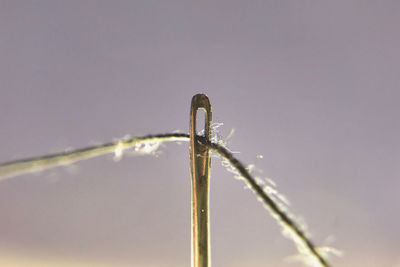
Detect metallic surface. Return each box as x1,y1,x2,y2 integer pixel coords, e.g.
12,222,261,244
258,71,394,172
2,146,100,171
189,94,212,267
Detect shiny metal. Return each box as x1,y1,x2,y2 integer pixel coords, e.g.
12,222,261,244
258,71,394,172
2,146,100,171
189,94,212,267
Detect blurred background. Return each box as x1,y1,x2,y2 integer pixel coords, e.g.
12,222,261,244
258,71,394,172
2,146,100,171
0,1,399,266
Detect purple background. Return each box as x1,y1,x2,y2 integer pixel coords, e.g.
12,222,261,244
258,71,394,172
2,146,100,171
0,1,399,266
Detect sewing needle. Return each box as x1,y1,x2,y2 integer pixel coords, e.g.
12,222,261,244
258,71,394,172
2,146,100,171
189,94,212,267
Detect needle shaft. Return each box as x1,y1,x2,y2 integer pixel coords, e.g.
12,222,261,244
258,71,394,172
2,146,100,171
189,94,212,267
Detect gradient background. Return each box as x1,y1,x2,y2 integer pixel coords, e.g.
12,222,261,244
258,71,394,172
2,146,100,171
0,1,399,266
